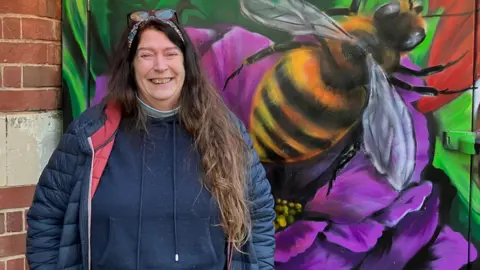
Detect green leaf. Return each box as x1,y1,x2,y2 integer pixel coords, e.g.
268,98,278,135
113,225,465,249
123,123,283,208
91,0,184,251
432,92,475,212
64,0,87,59
450,194,480,246
62,0,88,118
88,0,113,78
62,44,87,117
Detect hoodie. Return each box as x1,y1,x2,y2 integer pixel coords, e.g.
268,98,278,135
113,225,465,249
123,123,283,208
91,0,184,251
90,103,226,269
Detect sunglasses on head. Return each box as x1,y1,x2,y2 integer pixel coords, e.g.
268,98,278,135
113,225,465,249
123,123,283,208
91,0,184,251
127,9,179,28
126,8,185,49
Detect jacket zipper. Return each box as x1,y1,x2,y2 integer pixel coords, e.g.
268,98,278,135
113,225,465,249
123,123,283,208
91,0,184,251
87,137,94,270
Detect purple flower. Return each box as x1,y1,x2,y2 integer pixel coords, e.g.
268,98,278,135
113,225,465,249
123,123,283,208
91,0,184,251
92,25,477,269
189,25,476,269
92,75,109,106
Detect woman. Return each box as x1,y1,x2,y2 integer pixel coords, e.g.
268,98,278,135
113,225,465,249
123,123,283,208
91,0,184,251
26,8,275,270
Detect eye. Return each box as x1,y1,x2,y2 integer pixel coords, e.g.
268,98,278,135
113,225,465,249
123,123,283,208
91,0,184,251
374,2,401,21
412,1,423,14
166,52,179,58
140,53,153,58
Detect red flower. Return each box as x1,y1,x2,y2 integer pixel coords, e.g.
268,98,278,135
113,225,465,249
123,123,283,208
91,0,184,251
415,1,480,113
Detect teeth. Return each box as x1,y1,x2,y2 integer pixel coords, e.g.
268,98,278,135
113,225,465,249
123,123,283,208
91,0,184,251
151,78,172,84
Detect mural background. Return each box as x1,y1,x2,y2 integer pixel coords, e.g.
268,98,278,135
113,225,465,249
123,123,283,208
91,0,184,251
62,0,480,268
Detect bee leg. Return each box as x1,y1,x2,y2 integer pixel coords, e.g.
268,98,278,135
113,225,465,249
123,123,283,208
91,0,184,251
325,0,361,16
328,132,362,196
244,41,317,65
395,51,468,77
390,77,476,96
223,41,317,90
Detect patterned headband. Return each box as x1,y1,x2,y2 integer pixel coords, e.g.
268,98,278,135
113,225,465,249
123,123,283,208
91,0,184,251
127,16,185,50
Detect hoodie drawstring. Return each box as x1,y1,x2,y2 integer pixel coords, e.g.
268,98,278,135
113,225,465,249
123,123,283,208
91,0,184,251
132,120,188,266
136,135,147,269
173,121,179,262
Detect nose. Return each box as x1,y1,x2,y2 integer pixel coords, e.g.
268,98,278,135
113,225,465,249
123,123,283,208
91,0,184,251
153,55,168,71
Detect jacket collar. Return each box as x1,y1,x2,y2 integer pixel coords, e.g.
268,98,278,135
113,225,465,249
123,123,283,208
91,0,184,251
73,100,123,154
90,100,122,150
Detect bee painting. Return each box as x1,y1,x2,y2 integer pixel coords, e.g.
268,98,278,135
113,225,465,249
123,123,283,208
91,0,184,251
223,0,472,193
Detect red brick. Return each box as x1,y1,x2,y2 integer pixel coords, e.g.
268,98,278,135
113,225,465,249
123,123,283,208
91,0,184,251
54,21,61,41
0,261,5,270
38,0,47,17
0,43,48,64
6,212,23,233
6,257,24,270
46,44,61,65
23,212,27,231
0,186,35,211
0,213,5,234
0,234,26,258
3,67,21,88
2,18,20,40
0,0,40,15
23,66,60,87
22,18,55,41
55,0,61,19
0,89,60,112
0,0,59,18
45,0,57,19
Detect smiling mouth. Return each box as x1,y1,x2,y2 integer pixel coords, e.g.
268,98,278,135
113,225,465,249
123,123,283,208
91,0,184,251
149,78,173,84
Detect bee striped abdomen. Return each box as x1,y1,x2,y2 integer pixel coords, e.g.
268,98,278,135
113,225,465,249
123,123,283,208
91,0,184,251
249,49,366,163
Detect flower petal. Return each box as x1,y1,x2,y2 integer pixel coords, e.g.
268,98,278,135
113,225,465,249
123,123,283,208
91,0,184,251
324,219,384,252
417,2,480,113
427,226,477,269
276,237,365,270
184,26,217,45
374,181,433,227
356,185,440,269
184,26,220,56
304,151,398,224
185,24,239,57
92,75,109,106
274,221,327,263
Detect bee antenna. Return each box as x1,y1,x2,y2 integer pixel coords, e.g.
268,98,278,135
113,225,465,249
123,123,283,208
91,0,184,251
423,8,480,18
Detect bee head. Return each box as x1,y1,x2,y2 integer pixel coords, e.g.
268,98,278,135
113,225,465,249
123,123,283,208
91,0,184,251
373,0,426,52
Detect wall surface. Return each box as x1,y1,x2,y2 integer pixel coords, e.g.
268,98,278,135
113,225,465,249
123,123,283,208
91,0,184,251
0,0,62,268
62,0,479,269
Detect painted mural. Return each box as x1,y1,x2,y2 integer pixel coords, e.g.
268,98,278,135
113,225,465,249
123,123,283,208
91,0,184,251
62,0,480,268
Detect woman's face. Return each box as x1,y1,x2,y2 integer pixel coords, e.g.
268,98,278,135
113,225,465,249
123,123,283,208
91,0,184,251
133,28,185,111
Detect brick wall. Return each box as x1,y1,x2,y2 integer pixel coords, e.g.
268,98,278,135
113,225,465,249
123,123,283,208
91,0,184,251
0,0,63,268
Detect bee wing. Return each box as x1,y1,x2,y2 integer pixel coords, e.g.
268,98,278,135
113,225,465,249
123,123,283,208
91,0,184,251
361,55,416,191
239,0,355,42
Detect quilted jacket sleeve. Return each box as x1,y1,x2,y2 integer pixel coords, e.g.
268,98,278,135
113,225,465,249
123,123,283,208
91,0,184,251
26,125,81,269
239,120,276,269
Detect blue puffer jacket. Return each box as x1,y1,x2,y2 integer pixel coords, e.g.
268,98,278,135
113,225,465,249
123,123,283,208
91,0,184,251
25,100,276,270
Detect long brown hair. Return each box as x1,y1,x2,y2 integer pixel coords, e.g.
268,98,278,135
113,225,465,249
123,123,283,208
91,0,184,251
104,18,251,250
